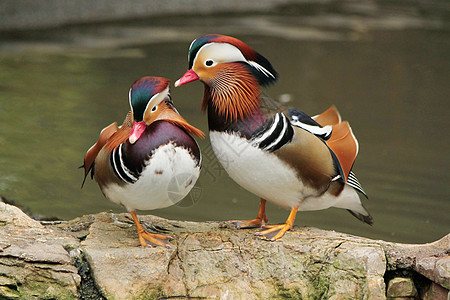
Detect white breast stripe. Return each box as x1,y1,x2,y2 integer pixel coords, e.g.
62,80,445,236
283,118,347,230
263,114,288,151
111,148,128,183
111,145,138,184
117,144,138,182
251,113,293,152
252,113,280,146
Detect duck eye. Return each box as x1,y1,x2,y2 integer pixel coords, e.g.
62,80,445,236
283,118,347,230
151,106,157,112
205,59,214,67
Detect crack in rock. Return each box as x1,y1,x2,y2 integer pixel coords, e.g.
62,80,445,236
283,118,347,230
65,246,106,300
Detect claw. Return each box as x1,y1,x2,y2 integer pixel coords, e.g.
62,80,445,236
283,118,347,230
231,199,268,229
139,230,171,248
130,211,172,248
231,218,265,229
256,206,298,241
256,224,292,241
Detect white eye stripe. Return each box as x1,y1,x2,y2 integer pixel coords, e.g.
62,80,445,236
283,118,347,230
193,42,275,79
143,86,170,115
248,61,276,78
194,43,247,66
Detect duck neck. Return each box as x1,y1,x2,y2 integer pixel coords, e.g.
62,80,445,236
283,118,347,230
202,64,267,137
206,90,266,138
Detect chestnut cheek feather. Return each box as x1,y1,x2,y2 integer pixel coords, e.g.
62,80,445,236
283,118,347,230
205,64,260,122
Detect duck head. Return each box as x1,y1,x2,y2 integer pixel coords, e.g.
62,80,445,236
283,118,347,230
175,34,278,87
129,76,204,143
128,76,171,144
175,34,279,122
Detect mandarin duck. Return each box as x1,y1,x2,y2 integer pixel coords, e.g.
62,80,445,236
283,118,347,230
82,76,204,247
175,34,373,241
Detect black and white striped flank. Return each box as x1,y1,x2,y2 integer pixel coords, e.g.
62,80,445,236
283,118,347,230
347,171,367,198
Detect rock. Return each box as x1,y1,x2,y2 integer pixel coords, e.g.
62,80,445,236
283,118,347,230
416,256,450,290
81,213,184,299
0,202,80,300
386,277,418,298
422,282,450,300
79,214,389,299
0,202,449,299
379,234,450,291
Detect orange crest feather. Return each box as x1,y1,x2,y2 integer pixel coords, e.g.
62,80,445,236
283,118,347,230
156,102,205,138
104,111,134,151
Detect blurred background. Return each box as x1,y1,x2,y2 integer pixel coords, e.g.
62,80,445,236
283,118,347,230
0,0,448,244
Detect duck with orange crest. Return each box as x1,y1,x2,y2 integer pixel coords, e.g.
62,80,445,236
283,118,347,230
175,34,373,241
82,76,204,247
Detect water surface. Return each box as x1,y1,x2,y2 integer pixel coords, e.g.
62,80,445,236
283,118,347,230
0,9,448,244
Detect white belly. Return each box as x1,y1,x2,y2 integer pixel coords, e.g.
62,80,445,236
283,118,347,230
210,131,367,215
209,131,316,209
103,143,200,212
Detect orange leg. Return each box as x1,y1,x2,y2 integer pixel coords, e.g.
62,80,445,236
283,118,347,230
256,206,298,241
130,211,171,247
232,199,268,229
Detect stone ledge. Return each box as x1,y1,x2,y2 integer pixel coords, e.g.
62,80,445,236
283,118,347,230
0,202,448,299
